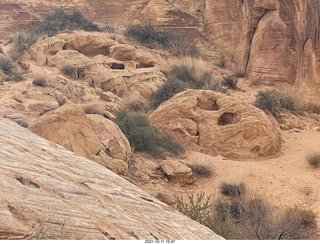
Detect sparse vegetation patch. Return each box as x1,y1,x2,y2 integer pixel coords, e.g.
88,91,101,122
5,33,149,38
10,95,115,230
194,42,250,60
150,59,225,108
0,54,25,81
222,76,238,89
255,89,320,120
219,182,246,197
186,163,213,177
175,183,317,240
114,110,185,158
32,77,47,87
0,54,13,74
125,24,199,57
254,90,281,118
306,152,320,167
60,64,76,79
10,8,105,57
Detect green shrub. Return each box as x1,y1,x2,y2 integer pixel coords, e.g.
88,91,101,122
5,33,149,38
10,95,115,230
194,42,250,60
305,152,320,167
114,110,185,158
222,76,238,89
175,192,212,224
32,77,47,87
186,163,213,177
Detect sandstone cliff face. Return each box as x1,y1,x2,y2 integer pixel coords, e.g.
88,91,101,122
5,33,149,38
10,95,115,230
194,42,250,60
0,118,223,240
2,0,319,102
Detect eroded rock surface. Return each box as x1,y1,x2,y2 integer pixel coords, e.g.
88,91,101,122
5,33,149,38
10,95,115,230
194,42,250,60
149,89,282,159
26,31,166,104
29,104,129,175
2,1,320,103
0,118,223,240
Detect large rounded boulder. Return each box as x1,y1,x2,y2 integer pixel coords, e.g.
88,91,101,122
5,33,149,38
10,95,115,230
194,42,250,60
149,89,281,159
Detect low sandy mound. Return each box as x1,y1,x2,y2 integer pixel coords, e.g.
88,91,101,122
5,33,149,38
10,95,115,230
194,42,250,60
149,89,282,159
0,118,223,240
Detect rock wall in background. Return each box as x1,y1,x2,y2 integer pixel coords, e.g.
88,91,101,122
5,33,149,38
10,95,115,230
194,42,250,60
0,0,319,102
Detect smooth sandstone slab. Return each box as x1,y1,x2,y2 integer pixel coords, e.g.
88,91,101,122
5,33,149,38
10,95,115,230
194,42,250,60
0,118,223,240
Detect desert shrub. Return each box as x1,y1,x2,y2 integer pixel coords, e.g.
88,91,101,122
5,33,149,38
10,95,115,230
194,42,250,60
296,102,320,114
37,9,100,37
205,77,226,93
305,152,320,167
11,29,38,55
126,100,147,112
278,93,295,112
169,65,204,88
101,24,116,33
125,24,174,49
167,35,200,57
32,77,47,87
220,182,246,197
275,206,316,240
175,192,212,224
0,54,13,74
254,90,280,118
10,72,25,82
60,64,76,78
254,90,320,118
10,9,100,57
186,163,213,177
222,76,238,89
150,61,225,108
175,185,317,240
83,106,104,115
157,133,186,156
114,110,185,158
150,78,187,108
125,24,199,57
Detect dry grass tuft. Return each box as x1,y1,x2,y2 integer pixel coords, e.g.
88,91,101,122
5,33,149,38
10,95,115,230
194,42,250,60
305,152,320,167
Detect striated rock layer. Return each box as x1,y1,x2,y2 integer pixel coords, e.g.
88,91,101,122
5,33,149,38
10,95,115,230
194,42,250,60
2,0,319,102
0,118,223,240
149,89,282,160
